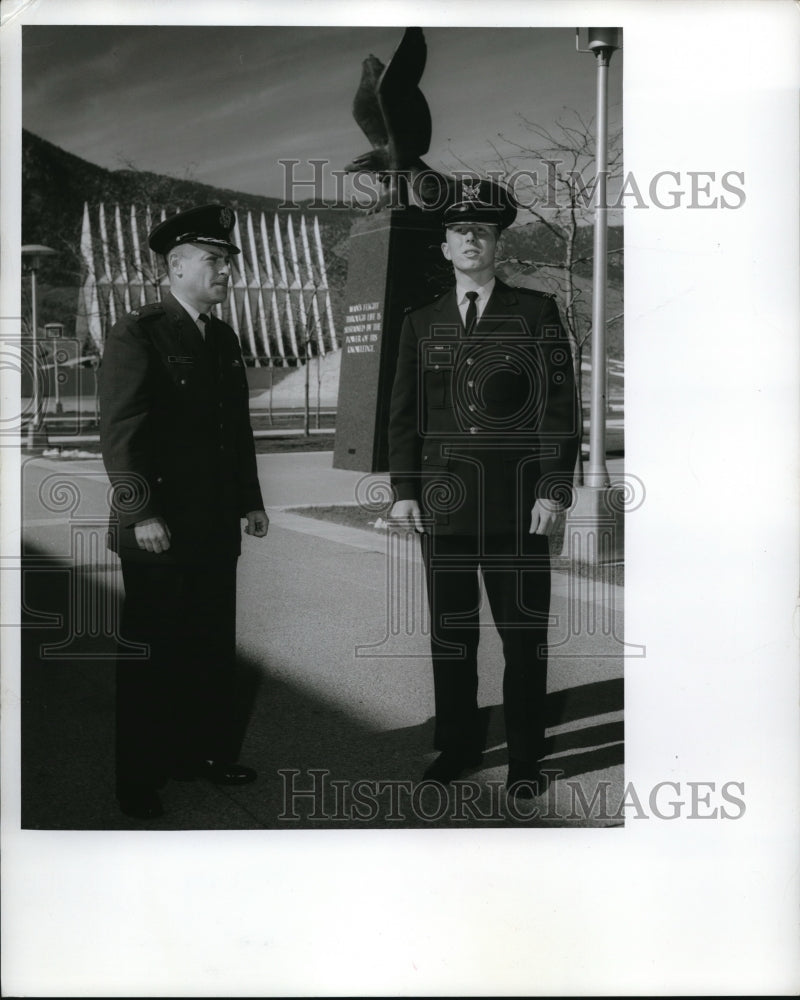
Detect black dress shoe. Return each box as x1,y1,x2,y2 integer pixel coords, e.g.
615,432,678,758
422,751,483,784
117,787,164,819
506,758,552,800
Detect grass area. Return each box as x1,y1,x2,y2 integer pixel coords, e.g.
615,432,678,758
288,503,391,529
26,433,336,458
250,413,336,431
254,434,335,453
285,503,624,586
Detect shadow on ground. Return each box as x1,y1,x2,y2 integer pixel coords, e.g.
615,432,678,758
20,549,623,831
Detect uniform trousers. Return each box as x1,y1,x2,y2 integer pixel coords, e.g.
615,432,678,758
115,557,238,793
421,531,551,763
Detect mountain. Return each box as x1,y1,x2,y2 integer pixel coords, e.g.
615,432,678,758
22,128,356,254
21,129,356,336
21,129,623,358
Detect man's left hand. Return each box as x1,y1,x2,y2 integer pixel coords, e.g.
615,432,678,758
245,510,270,537
529,499,565,537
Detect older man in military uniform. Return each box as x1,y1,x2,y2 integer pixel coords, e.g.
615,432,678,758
100,204,268,819
388,180,580,797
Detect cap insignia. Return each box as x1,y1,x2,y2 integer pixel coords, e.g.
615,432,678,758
462,180,481,202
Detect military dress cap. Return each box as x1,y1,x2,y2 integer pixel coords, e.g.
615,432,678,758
443,178,518,230
148,204,241,255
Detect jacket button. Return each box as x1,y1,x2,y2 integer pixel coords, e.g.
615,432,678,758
434,364,440,370
180,378,186,385
468,404,476,412
467,380,474,388
466,358,474,366
155,476,163,484
469,426,479,435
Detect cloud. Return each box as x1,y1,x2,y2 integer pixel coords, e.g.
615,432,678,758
22,25,621,198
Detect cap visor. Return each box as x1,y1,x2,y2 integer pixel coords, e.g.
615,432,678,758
192,236,241,254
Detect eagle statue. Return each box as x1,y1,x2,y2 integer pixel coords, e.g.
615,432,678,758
345,27,455,211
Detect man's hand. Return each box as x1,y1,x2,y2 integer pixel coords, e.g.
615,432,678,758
529,498,565,537
245,510,269,538
134,516,171,553
389,499,424,533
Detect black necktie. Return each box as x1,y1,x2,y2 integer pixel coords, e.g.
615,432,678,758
197,312,210,338
464,291,478,334
197,312,219,368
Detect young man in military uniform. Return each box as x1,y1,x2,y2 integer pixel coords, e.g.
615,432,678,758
388,180,580,797
100,204,269,819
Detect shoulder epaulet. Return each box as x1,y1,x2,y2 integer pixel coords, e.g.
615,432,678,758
128,303,165,322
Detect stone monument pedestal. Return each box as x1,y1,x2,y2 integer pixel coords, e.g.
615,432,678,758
333,208,449,473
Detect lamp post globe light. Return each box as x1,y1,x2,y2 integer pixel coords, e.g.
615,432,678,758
21,244,57,445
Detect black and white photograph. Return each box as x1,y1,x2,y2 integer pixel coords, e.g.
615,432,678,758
17,20,626,833
2,0,798,995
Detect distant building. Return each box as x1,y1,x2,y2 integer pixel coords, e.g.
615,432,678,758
75,202,338,365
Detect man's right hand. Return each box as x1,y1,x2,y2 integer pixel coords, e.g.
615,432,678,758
134,516,171,553
389,499,424,533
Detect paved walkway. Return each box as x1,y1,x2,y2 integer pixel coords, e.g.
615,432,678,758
19,451,626,830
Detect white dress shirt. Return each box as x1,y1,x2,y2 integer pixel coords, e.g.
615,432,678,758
171,292,209,338
455,277,495,328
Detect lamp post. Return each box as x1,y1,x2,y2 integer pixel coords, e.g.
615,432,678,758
575,28,621,487
561,28,624,570
22,244,57,445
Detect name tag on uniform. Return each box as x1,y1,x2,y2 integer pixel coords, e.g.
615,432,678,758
168,356,195,364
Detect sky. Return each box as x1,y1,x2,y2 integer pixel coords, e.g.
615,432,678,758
22,25,622,201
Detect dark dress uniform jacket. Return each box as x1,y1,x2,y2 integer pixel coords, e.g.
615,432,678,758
389,279,581,535
99,292,264,562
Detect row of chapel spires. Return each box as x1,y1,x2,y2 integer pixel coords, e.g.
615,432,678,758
75,201,339,365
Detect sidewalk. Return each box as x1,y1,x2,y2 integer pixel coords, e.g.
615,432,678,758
20,451,625,830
